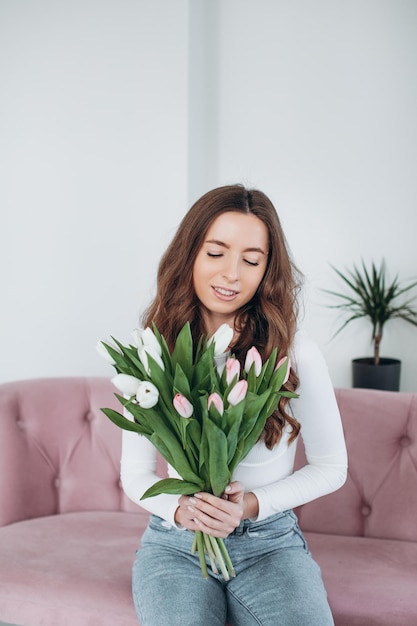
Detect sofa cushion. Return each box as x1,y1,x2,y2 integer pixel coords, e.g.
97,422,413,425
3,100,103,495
305,531,417,626
3,514,415,626
0,511,147,626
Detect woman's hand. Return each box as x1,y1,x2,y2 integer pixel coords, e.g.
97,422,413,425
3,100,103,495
174,482,258,538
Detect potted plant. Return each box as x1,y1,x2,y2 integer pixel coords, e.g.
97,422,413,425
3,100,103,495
324,260,417,391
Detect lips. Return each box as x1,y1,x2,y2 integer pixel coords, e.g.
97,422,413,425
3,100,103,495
212,286,239,299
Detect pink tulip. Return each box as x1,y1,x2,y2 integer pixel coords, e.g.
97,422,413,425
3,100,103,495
208,392,224,416
173,393,193,418
227,379,248,406
225,357,240,385
244,346,262,377
276,356,291,384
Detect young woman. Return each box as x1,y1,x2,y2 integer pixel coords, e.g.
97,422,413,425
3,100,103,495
121,184,347,625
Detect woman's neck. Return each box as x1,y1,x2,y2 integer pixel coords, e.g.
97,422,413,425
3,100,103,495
200,309,235,338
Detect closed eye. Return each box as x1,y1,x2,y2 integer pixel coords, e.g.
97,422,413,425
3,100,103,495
207,252,259,266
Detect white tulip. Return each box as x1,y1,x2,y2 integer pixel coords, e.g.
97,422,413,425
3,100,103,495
138,345,165,374
141,327,162,356
111,374,141,397
209,324,234,356
213,352,229,376
136,381,159,409
132,327,162,354
131,328,143,348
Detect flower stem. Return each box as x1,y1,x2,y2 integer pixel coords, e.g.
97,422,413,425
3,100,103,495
191,532,197,555
218,537,236,577
203,532,219,575
195,531,208,579
192,532,235,580
208,535,230,581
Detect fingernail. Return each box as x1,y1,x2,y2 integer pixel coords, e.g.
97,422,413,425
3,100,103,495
225,485,232,492
189,497,196,505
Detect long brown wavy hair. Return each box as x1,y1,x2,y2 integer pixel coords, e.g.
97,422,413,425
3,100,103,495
143,184,303,448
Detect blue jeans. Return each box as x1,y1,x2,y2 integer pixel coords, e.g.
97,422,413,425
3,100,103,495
132,510,334,626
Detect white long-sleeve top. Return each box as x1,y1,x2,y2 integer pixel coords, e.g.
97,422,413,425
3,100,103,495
120,331,348,525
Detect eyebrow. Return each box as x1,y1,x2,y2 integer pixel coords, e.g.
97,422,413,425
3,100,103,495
205,239,266,255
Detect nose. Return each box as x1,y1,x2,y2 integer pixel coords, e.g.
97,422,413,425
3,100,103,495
222,256,239,283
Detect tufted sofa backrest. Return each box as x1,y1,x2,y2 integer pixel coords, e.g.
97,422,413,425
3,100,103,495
0,377,148,526
2,379,416,542
296,387,417,542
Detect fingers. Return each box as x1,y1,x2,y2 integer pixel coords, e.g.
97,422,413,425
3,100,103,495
186,492,243,538
223,481,245,503
225,481,244,495
174,497,203,532
177,486,245,537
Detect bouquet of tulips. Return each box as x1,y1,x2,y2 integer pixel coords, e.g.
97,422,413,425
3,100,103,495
97,322,296,580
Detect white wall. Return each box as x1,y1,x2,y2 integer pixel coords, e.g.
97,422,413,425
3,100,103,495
2,0,417,391
1,0,189,382
207,0,417,391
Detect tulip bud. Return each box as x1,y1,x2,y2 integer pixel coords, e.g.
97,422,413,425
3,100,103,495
276,356,291,385
136,381,159,409
225,357,240,385
96,340,119,365
173,393,194,418
141,327,162,356
208,392,224,416
244,346,262,377
138,345,165,374
131,329,143,348
111,373,141,397
213,352,228,376
209,324,234,356
227,379,248,406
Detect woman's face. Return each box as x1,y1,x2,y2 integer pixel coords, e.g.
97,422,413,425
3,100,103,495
193,211,269,334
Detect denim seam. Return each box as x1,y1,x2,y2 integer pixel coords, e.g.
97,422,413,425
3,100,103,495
227,585,263,626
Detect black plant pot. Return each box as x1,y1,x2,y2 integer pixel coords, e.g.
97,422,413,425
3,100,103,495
352,357,401,392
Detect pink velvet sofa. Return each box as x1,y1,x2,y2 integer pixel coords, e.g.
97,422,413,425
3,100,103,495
0,378,416,626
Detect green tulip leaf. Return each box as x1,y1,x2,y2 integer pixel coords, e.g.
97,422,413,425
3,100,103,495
141,478,203,499
171,322,194,380
100,408,148,435
203,417,230,497
173,362,192,399
151,323,174,376
257,348,278,393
